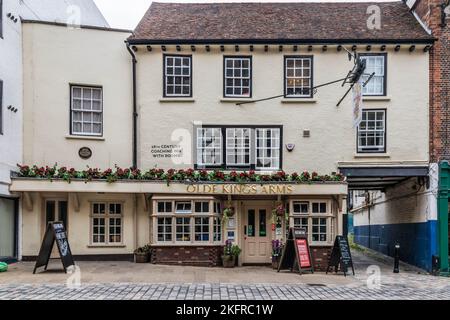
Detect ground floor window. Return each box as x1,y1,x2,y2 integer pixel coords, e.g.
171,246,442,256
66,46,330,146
0,198,17,258
91,202,123,245
153,199,222,245
290,199,335,245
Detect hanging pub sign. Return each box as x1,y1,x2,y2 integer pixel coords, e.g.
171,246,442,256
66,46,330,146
277,228,314,275
326,236,355,276
33,222,75,274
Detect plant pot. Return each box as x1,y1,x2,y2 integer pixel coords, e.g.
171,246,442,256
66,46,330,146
134,253,149,263
222,255,236,268
272,260,279,269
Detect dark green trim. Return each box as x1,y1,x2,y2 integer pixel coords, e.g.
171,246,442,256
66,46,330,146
438,161,450,275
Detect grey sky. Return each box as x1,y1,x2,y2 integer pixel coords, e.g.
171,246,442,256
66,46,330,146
93,0,396,30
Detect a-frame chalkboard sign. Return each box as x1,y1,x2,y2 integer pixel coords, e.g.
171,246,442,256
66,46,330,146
277,228,314,275
326,236,355,276
33,222,75,274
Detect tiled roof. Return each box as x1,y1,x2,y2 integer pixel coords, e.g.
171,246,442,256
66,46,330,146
129,2,434,44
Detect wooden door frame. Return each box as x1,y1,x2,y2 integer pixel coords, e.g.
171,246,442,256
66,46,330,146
242,202,273,264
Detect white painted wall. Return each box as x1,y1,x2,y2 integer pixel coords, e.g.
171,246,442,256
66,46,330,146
352,163,438,228
0,0,109,197
0,0,23,197
135,46,430,174
22,23,133,168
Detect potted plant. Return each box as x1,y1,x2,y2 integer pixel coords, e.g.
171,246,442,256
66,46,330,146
271,240,283,269
231,244,242,266
222,240,235,268
134,244,151,263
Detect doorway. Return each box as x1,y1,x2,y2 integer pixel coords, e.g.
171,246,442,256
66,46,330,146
44,200,68,257
0,198,18,262
242,205,272,264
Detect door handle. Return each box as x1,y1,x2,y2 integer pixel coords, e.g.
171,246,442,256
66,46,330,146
244,226,247,235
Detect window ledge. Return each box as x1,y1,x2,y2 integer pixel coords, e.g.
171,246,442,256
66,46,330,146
354,153,391,159
159,98,195,103
281,98,317,104
363,96,391,102
65,135,105,141
220,98,254,103
87,245,126,248
151,243,224,247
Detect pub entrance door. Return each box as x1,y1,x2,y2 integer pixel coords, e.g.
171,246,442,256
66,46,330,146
242,205,272,264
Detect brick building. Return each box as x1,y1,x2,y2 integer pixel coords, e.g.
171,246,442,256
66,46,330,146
409,0,450,275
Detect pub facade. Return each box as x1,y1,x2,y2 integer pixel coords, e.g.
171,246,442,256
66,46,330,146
10,2,433,269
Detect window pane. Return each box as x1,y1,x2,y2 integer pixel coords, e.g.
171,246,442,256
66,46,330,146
224,57,251,97
165,56,192,97
71,86,103,135
197,128,222,166
358,110,386,152
285,57,313,97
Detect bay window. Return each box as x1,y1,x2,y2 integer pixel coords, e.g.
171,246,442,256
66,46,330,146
153,200,223,245
195,126,282,171
290,200,334,245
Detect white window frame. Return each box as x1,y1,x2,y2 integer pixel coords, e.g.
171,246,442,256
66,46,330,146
157,217,173,242
357,109,386,153
164,55,192,97
194,216,210,242
361,54,386,96
226,128,251,166
284,56,313,98
196,128,223,167
71,85,103,136
90,202,123,245
153,199,223,245
256,128,281,170
195,127,282,171
224,56,252,98
175,201,192,214
289,200,334,246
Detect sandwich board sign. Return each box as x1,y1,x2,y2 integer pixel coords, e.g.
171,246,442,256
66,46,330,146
278,228,314,275
326,236,355,276
33,222,75,274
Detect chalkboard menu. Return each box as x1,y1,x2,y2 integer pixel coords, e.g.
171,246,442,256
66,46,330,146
326,236,355,276
33,222,75,274
278,228,314,275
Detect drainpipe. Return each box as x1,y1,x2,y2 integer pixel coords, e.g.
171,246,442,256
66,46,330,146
126,42,138,169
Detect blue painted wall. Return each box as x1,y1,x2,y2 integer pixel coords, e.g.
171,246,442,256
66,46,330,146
354,221,438,271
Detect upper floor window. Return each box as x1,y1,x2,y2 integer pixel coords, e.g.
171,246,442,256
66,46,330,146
357,109,386,153
224,56,252,98
360,54,386,96
195,126,282,171
70,85,103,136
164,55,192,97
284,56,313,98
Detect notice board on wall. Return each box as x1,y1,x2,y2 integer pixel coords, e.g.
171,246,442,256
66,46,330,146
33,222,75,274
278,228,314,275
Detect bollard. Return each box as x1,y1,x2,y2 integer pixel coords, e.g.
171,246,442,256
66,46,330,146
393,243,400,273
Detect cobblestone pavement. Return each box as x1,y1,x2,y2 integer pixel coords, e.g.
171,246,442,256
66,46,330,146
1,250,449,300
0,281,449,300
